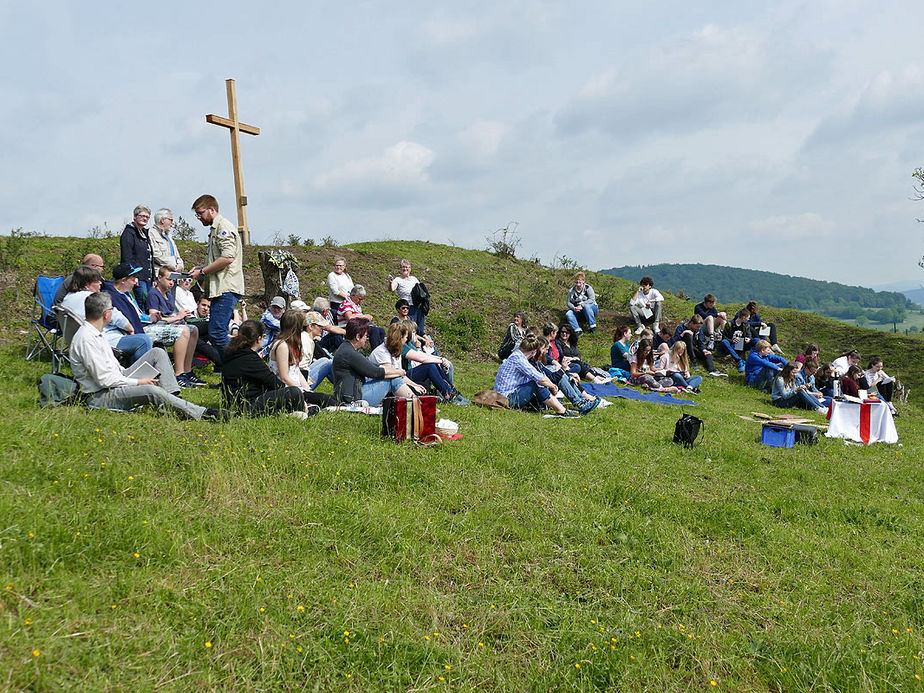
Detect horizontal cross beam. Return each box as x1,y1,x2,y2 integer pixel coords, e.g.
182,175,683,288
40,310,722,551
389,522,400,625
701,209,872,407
205,114,260,136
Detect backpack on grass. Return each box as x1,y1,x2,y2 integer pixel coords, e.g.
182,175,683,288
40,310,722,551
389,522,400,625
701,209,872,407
673,412,704,449
38,373,81,408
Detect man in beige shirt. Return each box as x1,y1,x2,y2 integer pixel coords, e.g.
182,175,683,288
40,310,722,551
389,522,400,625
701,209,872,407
188,194,244,353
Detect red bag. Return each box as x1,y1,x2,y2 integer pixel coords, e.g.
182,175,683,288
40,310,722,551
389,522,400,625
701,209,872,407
381,395,438,443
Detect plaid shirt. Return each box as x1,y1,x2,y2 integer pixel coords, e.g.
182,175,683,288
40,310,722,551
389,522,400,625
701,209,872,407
494,349,545,397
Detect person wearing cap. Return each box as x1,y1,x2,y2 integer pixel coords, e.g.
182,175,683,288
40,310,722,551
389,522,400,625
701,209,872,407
298,309,335,389
259,296,287,355
311,297,346,355
102,263,155,361
119,205,154,309
187,194,244,354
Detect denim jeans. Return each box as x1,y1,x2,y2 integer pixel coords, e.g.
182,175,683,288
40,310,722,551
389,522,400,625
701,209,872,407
565,303,598,331
773,389,824,410
748,368,777,392
116,333,153,361
133,281,152,311
671,373,703,389
408,362,454,398
306,358,333,390
409,305,426,335
719,339,758,365
506,381,551,409
361,377,404,406
208,292,241,354
556,374,585,405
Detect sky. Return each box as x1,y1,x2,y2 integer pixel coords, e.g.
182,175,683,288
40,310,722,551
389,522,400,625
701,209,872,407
2,0,924,288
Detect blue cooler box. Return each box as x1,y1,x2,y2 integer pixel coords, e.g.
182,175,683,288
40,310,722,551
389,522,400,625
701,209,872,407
761,424,795,448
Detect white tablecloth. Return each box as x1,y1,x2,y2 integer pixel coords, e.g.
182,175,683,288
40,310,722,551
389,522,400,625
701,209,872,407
825,400,898,445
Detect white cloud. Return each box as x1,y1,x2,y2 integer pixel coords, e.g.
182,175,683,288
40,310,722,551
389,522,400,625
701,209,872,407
749,212,836,241
312,141,436,190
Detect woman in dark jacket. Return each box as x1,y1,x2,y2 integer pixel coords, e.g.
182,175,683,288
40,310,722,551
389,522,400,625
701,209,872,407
221,320,335,416
555,324,593,380
119,205,155,308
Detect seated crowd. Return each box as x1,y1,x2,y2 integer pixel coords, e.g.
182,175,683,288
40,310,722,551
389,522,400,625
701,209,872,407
52,217,900,423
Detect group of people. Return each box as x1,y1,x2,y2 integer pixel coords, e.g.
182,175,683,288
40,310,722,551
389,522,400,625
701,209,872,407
490,272,900,418
59,196,464,423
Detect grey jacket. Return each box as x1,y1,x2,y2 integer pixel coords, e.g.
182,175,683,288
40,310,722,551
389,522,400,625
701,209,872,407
567,284,597,311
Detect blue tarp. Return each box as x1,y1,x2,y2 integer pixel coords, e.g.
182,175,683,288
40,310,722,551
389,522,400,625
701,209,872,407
582,382,697,406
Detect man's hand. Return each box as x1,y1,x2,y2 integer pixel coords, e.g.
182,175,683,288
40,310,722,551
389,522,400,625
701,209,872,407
137,378,158,386
188,267,203,281
575,305,583,312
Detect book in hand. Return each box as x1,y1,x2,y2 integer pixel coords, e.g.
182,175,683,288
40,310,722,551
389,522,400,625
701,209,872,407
124,360,160,381
758,325,771,337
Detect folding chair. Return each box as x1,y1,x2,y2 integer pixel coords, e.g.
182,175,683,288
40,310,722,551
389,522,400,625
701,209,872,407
53,304,132,370
25,275,65,372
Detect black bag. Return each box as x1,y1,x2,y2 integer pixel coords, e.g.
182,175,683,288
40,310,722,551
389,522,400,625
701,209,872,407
411,282,430,316
673,412,704,448
792,423,818,445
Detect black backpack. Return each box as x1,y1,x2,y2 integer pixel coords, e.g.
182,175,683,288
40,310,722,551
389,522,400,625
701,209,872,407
38,373,81,408
673,412,704,449
411,282,430,316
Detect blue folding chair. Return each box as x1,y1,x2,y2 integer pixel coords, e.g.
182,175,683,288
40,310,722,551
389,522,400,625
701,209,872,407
25,275,65,372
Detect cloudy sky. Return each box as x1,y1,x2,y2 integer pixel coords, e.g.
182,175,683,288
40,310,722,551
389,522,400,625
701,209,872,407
3,1,924,287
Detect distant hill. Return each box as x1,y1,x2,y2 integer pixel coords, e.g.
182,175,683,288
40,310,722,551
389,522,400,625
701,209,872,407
903,287,924,307
600,263,915,322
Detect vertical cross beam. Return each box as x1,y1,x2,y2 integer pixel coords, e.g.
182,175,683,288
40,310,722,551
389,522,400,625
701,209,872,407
206,79,260,246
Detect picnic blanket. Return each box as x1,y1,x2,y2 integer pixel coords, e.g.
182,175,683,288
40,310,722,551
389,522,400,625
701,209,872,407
582,382,697,406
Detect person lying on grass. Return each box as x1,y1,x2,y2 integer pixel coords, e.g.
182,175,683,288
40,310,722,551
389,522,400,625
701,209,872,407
221,319,334,417
771,361,828,413
531,336,600,414
745,339,787,392
494,333,578,416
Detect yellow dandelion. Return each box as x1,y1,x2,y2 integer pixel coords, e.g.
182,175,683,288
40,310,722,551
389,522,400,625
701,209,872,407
439,676,445,681
24,618,32,624
575,663,581,669
133,552,140,558
259,607,265,613
630,655,635,660
478,642,485,647
297,605,305,611
444,665,451,670
32,649,41,657
204,641,212,648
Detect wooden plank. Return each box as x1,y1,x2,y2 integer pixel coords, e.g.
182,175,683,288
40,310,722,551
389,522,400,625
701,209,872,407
752,412,773,420
205,113,260,136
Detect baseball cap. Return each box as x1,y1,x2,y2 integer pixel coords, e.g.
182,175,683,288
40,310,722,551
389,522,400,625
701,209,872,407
112,263,143,280
270,296,287,309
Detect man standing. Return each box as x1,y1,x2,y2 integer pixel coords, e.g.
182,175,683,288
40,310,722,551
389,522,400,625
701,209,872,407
119,205,154,308
188,195,244,355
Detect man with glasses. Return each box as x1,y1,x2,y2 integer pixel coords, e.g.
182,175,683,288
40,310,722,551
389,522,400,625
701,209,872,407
187,194,243,355
54,254,105,306
119,205,154,309
150,208,184,277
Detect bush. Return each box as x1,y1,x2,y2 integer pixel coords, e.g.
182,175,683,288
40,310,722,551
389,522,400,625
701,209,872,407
428,309,486,354
0,229,42,270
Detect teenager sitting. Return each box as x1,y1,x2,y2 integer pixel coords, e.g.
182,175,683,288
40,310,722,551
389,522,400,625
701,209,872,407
146,265,207,386
609,325,632,375
693,293,719,345
628,338,676,391
629,276,664,334
744,340,787,391
832,349,860,377
718,307,759,373
814,362,838,398
267,310,337,408
221,319,327,417
532,336,600,414
840,364,864,398
564,271,598,334
498,311,527,361
771,362,828,413
796,358,832,408
672,315,725,377
795,343,819,365
665,341,703,392
863,356,896,407
493,334,576,416
398,320,469,405
743,301,784,355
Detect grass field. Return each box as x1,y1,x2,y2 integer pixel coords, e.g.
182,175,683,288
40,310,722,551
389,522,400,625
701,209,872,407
2,237,923,690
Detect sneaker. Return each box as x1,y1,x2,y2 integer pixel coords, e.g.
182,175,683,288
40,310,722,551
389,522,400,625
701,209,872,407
305,404,322,417
588,326,597,334
597,398,613,408
635,325,645,335
450,394,471,406
816,406,828,415
574,328,583,336
176,374,193,389
202,407,234,421
709,370,727,378
185,372,207,387
737,362,746,372
771,344,784,356
560,409,581,417
579,397,600,415
288,410,310,420
652,323,660,333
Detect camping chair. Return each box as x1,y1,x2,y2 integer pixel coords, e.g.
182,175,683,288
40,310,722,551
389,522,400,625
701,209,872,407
26,275,65,372
52,304,132,370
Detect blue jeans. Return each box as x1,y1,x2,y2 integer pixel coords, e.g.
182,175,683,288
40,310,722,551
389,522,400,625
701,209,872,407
671,373,703,389
133,281,152,310
306,358,333,390
773,389,824,410
116,333,153,361
361,377,404,406
719,338,758,365
565,303,598,331
208,292,241,354
408,362,454,398
409,305,426,335
506,381,551,409
556,374,585,405
748,368,777,392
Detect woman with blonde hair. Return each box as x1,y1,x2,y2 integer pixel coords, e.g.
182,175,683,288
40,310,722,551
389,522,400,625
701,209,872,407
666,341,703,392
268,310,338,407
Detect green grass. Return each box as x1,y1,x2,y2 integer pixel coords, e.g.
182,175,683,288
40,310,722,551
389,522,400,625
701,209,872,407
3,237,924,689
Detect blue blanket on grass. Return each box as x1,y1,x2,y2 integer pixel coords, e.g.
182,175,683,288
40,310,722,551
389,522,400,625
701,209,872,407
582,382,697,406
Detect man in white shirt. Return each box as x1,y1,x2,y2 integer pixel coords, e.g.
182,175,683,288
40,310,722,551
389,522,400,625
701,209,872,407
70,291,229,420
629,276,664,334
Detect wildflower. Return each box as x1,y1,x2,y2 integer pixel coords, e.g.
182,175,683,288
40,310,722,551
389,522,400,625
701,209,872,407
32,649,41,657
478,642,484,647
297,605,304,611
575,663,580,669
259,607,265,613
204,641,212,648
710,681,717,687
133,552,140,558
24,618,32,624
444,665,451,670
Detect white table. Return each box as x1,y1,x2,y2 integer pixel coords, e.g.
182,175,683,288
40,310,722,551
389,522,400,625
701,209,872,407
825,400,898,445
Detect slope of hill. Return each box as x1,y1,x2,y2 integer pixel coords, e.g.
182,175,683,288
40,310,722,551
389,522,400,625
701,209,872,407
600,263,913,319
5,235,924,400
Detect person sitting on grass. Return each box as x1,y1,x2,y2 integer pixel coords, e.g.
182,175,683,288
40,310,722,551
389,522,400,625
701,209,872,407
336,286,386,350
565,271,599,334
556,324,604,382
259,296,287,355
863,356,897,414
293,309,334,390
221,319,331,417
147,265,208,386
494,333,577,416
832,349,860,377
332,317,410,405
744,339,787,392
796,358,831,408
840,364,864,398
610,324,633,376
267,310,338,409
693,293,719,346
795,343,819,365
498,311,527,361
311,297,346,355
813,362,838,398
531,336,600,414
743,301,784,356
398,320,469,405
771,362,828,413
70,291,229,421
718,307,759,373
652,324,674,351
666,341,703,392
628,338,676,391
629,276,664,334
672,315,726,377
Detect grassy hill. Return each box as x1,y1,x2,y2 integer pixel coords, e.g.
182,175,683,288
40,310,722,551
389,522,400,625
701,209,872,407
1,235,923,690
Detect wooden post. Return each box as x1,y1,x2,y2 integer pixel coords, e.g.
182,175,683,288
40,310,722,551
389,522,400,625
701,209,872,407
206,79,260,245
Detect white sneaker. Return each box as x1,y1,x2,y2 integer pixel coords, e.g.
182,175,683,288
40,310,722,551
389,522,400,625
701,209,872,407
709,371,728,378
771,344,784,356
288,411,310,420
816,406,828,415
652,323,660,333
635,325,645,334
597,398,613,408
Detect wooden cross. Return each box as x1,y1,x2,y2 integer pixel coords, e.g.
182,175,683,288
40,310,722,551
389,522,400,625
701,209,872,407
206,78,260,246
